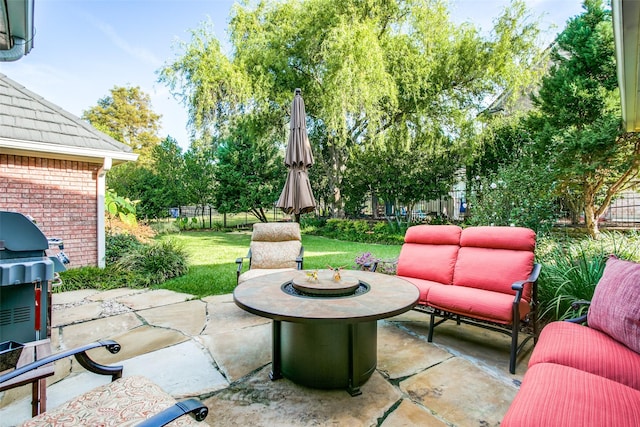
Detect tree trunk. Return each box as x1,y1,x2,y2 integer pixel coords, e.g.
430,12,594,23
583,204,600,239
583,188,600,239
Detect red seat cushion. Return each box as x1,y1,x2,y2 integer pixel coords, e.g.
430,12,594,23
426,285,530,324
397,277,446,304
529,321,640,391
502,363,640,427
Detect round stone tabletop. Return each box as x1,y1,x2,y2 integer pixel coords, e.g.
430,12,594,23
233,270,419,323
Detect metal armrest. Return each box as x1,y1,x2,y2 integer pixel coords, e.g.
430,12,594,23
137,398,208,426
236,250,251,284
0,340,123,385
565,300,591,324
511,263,542,301
296,246,305,270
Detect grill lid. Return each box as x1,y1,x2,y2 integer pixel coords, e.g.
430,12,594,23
0,211,49,256
0,211,54,285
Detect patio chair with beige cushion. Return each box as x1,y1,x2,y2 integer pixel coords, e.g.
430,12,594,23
236,222,304,285
0,340,209,426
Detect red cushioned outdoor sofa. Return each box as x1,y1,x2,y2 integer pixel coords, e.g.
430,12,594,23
396,224,540,374
502,255,640,426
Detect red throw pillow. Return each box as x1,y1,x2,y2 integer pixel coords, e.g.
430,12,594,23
588,255,640,354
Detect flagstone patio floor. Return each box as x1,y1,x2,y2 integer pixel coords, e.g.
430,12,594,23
0,287,532,426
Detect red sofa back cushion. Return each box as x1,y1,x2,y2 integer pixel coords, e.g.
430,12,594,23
588,255,640,354
454,226,536,298
397,225,462,284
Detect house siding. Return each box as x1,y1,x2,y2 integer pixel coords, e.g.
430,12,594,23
0,154,99,267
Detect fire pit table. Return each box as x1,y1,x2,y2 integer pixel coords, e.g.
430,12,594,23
233,269,418,395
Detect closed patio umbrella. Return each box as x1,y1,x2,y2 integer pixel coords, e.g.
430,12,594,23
276,88,316,221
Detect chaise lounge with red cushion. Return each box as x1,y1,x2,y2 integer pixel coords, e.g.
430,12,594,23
396,224,540,374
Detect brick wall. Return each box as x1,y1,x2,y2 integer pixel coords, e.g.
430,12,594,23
0,154,100,267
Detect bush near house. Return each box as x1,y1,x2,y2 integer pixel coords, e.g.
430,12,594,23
57,234,189,292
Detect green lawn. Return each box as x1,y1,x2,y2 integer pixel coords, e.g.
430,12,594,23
156,231,401,297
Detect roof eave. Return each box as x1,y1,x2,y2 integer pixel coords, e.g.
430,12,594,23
613,0,640,132
0,137,139,165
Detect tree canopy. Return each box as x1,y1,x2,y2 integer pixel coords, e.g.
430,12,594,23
532,0,639,237
159,0,546,216
83,85,162,162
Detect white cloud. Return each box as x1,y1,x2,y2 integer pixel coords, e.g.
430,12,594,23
94,20,163,67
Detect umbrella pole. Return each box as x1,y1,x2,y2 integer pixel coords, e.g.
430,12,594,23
294,213,300,223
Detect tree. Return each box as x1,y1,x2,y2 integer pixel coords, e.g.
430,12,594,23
159,0,545,216
467,115,559,234
106,136,187,219
532,0,640,238
152,136,186,211
183,141,216,220
343,125,460,223
83,86,162,163
213,115,284,222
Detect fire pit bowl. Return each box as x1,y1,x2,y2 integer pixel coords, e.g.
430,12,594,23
0,341,24,372
291,270,361,297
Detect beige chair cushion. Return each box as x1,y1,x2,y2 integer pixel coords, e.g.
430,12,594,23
251,222,301,242
238,267,297,285
21,375,206,426
250,240,302,269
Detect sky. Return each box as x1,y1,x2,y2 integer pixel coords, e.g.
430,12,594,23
0,0,586,150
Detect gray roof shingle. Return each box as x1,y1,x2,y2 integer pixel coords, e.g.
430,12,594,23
0,72,134,155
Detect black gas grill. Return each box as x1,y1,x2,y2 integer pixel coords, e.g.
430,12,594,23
0,211,63,343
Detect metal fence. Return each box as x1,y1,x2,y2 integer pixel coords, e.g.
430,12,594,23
168,188,640,229
359,189,640,228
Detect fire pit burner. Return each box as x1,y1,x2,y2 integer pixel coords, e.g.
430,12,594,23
282,280,370,298
285,269,371,297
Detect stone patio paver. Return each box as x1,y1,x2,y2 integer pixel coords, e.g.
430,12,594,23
197,322,271,382
380,399,448,427
84,324,190,365
122,341,228,398
51,301,103,326
400,357,518,426
57,312,142,349
203,295,270,334
138,299,207,336
50,289,100,305
202,367,401,427
115,289,195,310
377,321,452,379
85,287,145,301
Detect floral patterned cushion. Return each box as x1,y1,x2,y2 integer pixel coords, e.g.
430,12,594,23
21,375,206,426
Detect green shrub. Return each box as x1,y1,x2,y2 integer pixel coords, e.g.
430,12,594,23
299,216,326,232
114,239,189,287
150,220,181,234
56,266,135,292
311,219,405,244
106,233,142,264
537,231,640,321
177,216,200,230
